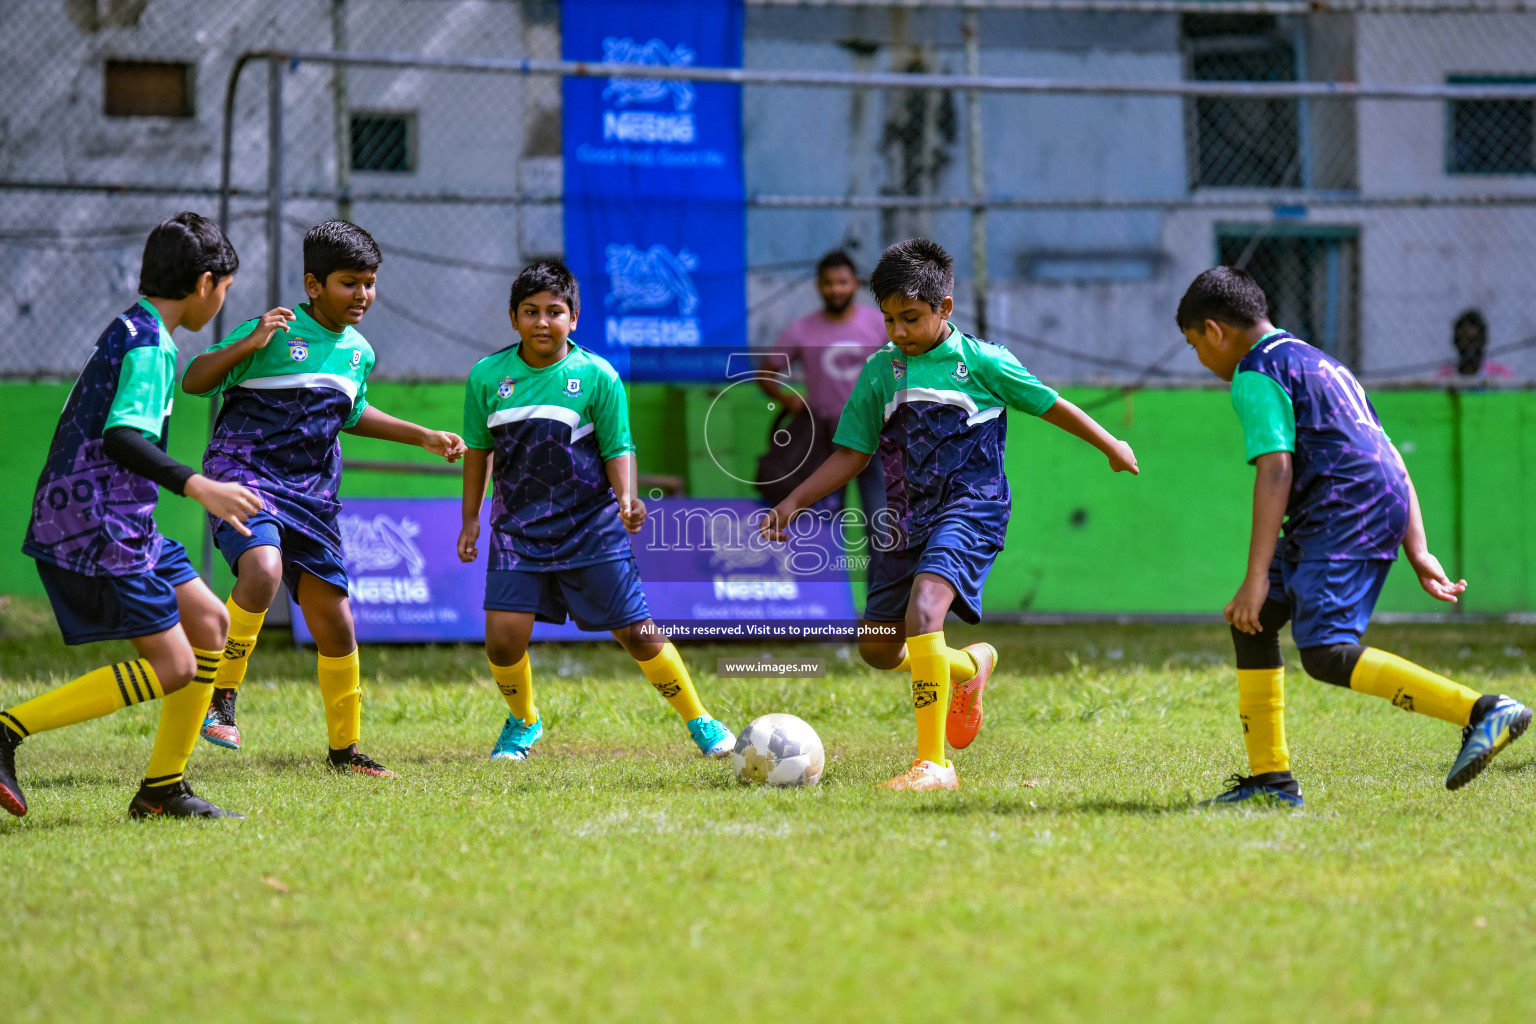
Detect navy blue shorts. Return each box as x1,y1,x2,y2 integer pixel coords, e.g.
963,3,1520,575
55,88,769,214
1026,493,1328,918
1267,556,1392,648
36,538,201,646
214,511,348,596
864,517,1002,625
485,557,651,631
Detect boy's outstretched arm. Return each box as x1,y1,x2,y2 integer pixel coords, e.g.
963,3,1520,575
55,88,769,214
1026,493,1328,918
457,448,491,563
344,406,467,462
181,306,294,395
759,446,871,542
1039,398,1139,474
1392,443,1466,603
1228,451,1290,635
604,454,646,534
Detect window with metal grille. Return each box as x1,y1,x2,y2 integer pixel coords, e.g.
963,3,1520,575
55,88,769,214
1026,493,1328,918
351,112,416,173
1447,76,1536,175
1216,226,1360,366
104,60,194,118
1185,15,1301,189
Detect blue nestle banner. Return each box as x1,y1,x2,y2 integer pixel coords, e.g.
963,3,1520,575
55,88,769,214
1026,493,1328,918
561,0,746,381
291,497,857,644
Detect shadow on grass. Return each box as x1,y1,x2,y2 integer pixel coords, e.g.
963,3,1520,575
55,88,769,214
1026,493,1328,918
26,770,122,790
904,795,1191,817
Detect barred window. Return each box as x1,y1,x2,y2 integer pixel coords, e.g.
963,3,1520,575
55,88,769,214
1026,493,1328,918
1447,76,1536,175
1216,226,1360,365
1185,15,1301,189
351,112,416,173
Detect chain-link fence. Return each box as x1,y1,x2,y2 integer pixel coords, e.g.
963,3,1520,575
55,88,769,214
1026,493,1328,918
4,0,1536,385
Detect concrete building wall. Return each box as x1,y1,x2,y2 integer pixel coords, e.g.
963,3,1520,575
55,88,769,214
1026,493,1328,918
3,1,1535,382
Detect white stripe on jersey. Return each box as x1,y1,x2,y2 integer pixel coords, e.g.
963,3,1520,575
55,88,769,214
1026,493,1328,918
883,387,1004,426
238,372,359,403
488,404,584,432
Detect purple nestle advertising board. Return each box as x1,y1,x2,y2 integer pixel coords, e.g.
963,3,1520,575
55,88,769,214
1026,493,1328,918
291,497,857,644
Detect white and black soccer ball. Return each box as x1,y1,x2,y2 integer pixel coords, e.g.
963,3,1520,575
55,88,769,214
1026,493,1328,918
732,713,824,787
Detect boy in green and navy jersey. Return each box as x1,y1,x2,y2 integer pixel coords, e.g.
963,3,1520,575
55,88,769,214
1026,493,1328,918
182,220,466,777
762,240,1140,792
1,212,265,820
1178,267,1530,806
457,261,734,761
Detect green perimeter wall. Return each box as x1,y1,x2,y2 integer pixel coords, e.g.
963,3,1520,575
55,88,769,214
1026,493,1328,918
2,381,1531,615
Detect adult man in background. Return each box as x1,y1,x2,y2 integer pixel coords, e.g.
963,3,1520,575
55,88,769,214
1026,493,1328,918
758,250,888,516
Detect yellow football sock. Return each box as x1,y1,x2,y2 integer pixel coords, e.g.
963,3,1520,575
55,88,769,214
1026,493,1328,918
637,642,707,722
908,631,952,766
894,645,977,681
143,648,220,787
0,659,163,738
317,650,362,750
1237,668,1289,775
1350,647,1480,725
214,597,266,691
489,654,536,725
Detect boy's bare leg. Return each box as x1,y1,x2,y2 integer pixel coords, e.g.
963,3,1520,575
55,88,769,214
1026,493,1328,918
203,546,284,750
133,578,244,817
297,574,391,776
884,573,985,791
486,612,540,758
614,618,733,757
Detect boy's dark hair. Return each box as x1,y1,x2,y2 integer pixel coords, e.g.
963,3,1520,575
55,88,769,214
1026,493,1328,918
509,260,580,316
1175,266,1269,331
138,212,239,299
816,249,858,277
303,220,382,284
869,238,953,311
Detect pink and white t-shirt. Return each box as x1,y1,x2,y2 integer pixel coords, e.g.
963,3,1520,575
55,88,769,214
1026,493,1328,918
769,304,888,421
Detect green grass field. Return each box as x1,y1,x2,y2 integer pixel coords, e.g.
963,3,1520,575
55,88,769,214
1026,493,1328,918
2,600,1533,1023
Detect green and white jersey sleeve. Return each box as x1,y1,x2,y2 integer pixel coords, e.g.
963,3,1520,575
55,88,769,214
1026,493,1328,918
1231,369,1296,463
831,348,891,454
463,365,497,450
105,300,178,442
586,362,635,460
967,336,1059,416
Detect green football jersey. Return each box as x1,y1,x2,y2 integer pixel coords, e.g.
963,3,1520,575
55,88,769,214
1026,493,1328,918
464,341,635,570
188,302,373,424
190,302,377,546
832,322,1059,549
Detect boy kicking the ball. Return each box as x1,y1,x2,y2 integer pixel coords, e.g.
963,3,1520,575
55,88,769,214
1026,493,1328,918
457,261,735,761
761,239,1139,791
1179,267,1530,806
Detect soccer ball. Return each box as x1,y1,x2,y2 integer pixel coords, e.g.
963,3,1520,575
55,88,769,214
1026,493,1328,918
732,713,825,787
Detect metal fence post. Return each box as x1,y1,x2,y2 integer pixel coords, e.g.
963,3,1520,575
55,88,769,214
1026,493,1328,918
267,54,285,311
331,0,353,223
963,10,988,338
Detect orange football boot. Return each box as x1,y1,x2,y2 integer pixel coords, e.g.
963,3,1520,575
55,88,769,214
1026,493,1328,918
881,758,959,791
946,642,997,749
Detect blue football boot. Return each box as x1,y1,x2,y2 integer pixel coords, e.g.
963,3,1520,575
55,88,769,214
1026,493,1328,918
687,716,735,759
1200,771,1304,809
1446,695,1532,791
491,714,543,761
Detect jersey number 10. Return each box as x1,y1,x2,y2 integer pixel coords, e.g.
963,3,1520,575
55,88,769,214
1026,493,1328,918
1321,361,1380,432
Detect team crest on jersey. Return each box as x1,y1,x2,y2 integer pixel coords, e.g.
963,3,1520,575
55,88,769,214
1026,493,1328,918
565,377,582,396
497,376,515,399
288,338,309,361
351,349,362,367
891,358,906,381
951,360,969,383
